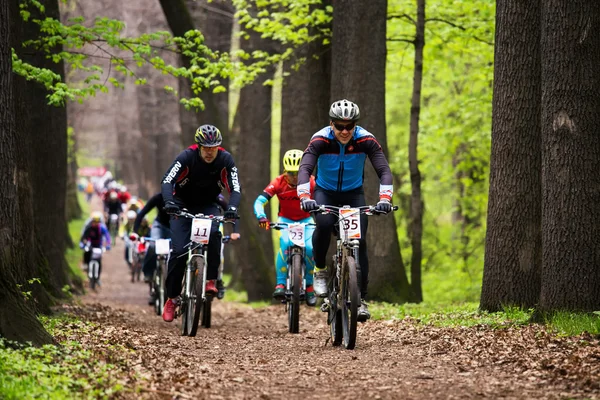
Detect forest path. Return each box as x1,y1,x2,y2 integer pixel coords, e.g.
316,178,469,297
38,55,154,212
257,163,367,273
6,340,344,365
73,202,599,399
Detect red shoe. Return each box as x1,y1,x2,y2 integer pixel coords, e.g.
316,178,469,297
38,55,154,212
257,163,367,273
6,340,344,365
162,298,178,322
205,280,218,295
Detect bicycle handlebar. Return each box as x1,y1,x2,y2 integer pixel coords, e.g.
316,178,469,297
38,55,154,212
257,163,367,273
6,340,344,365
170,210,236,224
312,204,399,216
269,222,317,230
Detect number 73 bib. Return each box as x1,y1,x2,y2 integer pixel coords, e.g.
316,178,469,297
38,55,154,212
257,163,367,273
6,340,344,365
191,218,212,244
339,208,361,239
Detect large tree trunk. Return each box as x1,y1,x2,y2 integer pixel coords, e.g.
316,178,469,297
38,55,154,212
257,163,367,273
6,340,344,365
539,0,600,312
134,4,181,197
187,0,233,140
330,0,411,303
0,0,54,345
280,1,331,157
408,0,425,303
231,28,276,302
19,0,71,301
159,0,226,147
480,0,542,312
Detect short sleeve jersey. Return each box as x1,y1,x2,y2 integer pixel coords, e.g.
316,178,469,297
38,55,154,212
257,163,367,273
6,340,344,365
263,174,316,221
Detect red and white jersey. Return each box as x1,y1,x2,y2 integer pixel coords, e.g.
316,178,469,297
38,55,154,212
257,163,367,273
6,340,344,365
263,174,316,221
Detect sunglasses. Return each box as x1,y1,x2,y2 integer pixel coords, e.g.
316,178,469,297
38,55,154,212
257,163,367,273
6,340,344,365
332,121,356,132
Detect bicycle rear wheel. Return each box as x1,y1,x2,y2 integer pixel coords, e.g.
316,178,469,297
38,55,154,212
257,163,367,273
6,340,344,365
288,254,302,334
328,262,342,346
341,255,359,350
187,267,204,337
155,259,167,316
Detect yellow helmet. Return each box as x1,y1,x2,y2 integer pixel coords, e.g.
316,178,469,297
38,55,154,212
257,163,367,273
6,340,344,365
91,211,102,222
282,149,303,172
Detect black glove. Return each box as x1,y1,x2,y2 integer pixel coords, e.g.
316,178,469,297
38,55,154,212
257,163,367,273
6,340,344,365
164,201,180,214
300,198,318,212
224,206,239,220
375,199,392,214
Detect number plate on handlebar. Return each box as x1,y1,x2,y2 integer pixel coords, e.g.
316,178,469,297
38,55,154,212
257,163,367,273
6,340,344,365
191,218,212,244
155,239,171,255
339,208,361,240
288,223,305,247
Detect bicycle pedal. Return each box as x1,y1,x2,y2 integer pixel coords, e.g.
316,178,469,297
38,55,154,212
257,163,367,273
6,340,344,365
320,302,330,313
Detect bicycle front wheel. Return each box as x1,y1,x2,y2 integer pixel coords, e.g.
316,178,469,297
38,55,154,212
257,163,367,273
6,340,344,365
341,255,359,350
288,254,302,334
187,267,204,337
201,296,212,328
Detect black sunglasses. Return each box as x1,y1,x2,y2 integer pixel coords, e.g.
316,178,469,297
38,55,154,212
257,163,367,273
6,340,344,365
332,121,356,132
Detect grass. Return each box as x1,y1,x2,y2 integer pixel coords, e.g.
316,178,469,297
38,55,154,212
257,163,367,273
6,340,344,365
0,315,125,400
547,311,600,336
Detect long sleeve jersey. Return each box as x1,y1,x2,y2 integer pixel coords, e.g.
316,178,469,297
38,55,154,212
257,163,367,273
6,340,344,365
133,193,170,233
161,145,241,209
297,126,393,201
254,174,316,221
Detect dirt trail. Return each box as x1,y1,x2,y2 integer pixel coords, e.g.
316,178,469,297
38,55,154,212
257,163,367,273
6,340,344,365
74,203,599,399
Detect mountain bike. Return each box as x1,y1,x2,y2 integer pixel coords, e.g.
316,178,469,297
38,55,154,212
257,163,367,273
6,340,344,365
84,244,104,290
107,213,119,243
137,237,171,316
130,237,147,283
314,204,397,350
174,210,234,337
270,222,316,334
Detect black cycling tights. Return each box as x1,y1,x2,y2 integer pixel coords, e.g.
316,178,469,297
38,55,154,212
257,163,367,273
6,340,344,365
312,187,369,298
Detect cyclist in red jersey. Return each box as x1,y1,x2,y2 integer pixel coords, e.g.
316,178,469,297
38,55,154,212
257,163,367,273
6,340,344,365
254,149,317,306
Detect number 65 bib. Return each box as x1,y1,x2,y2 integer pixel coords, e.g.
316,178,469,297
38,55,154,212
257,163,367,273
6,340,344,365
339,208,361,240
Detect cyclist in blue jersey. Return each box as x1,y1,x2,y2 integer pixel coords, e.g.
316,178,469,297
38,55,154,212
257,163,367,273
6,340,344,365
297,99,394,321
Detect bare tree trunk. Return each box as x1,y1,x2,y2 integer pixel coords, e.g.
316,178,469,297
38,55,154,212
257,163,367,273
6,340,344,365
480,0,542,312
231,28,276,302
330,0,411,303
280,0,331,156
0,0,54,345
407,0,425,303
539,0,600,312
159,0,226,147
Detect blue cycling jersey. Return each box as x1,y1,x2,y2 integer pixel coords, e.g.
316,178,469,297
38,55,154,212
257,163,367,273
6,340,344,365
297,126,393,199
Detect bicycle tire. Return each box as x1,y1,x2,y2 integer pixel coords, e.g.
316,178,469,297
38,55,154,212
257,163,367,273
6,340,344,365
89,261,98,290
341,255,359,350
328,263,343,346
202,297,212,328
155,259,166,316
187,267,204,337
288,254,302,333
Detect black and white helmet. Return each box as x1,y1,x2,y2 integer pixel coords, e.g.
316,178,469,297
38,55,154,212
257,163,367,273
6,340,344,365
329,99,360,121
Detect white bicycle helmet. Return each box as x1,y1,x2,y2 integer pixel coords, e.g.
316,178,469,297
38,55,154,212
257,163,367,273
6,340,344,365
329,99,360,121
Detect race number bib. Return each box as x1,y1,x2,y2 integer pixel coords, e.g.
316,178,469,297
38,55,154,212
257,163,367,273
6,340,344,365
339,208,361,240
91,247,103,260
288,223,305,247
191,218,212,244
155,239,171,255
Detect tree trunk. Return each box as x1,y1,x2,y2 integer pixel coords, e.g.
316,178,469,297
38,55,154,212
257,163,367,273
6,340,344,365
19,0,71,300
231,28,276,302
158,0,226,147
280,1,331,157
330,0,411,303
480,0,542,312
539,0,600,312
187,0,233,140
408,0,425,303
0,0,53,345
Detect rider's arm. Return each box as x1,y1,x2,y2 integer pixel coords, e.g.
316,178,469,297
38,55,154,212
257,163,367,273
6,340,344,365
253,195,270,218
79,225,92,244
297,139,321,200
161,151,190,205
221,153,242,208
364,136,394,201
133,193,159,233
101,224,111,247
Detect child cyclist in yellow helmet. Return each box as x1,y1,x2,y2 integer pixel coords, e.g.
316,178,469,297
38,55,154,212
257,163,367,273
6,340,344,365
254,149,317,306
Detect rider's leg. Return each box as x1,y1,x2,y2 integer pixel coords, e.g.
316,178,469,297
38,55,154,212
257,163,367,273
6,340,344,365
142,243,157,280
165,215,192,299
312,188,336,269
194,203,221,281
275,217,290,286
303,220,315,287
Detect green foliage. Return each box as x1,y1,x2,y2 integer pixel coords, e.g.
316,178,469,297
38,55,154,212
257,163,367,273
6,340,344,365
13,0,302,108
0,336,123,399
233,0,332,45
386,0,495,302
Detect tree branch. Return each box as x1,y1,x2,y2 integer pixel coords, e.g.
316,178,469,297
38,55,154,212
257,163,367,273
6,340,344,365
425,17,494,46
387,13,416,25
